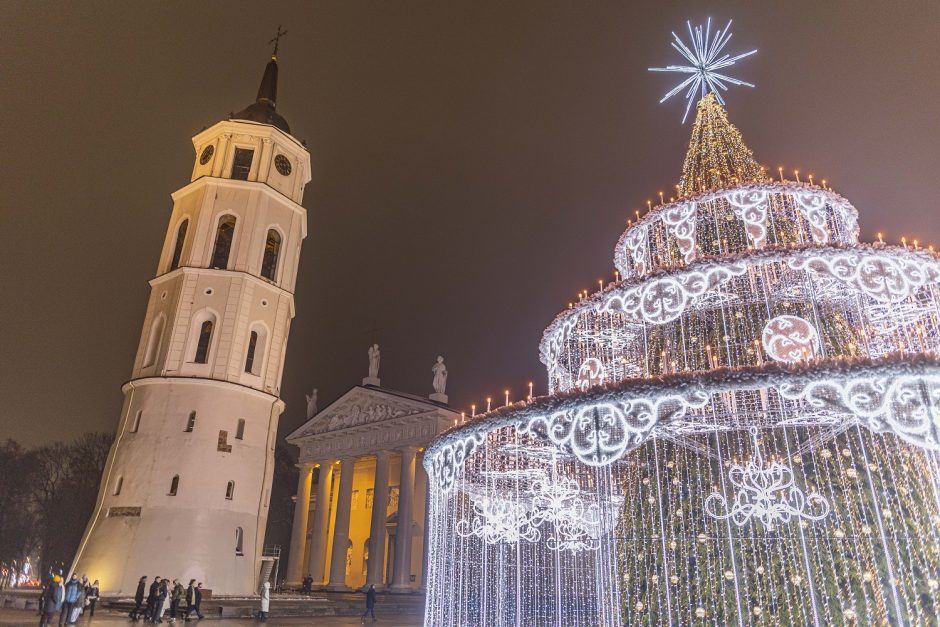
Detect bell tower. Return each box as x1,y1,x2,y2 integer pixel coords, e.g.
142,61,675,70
71,42,311,596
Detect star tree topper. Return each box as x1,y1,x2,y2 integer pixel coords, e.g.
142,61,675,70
649,18,757,122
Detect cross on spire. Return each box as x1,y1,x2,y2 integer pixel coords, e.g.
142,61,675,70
269,25,288,59
364,319,384,345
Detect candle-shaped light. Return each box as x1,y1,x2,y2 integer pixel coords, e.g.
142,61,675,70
528,381,534,400
794,169,800,183
504,390,509,406
486,397,492,412
471,404,476,417
778,166,784,182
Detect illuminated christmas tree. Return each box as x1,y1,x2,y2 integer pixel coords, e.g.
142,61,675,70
421,19,940,626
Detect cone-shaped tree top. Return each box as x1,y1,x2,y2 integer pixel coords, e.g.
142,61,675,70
677,92,763,196
232,55,291,134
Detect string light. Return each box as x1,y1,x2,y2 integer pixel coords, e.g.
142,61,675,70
422,22,940,627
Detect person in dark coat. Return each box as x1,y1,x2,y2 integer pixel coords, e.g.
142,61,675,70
152,578,168,623
360,584,377,622
169,579,184,623
130,576,147,620
193,583,204,619
144,576,161,622
85,580,99,617
39,575,64,627
183,580,197,620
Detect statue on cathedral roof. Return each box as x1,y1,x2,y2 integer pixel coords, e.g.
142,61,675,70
368,344,381,379
305,388,318,420
432,356,448,395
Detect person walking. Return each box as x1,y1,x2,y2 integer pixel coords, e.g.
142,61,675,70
153,578,169,623
144,576,161,622
130,576,147,620
85,580,99,617
39,575,64,627
169,579,183,623
301,574,312,594
183,580,197,620
75,578,87,620
360,584,377,623
193,583,205,620
59,575,80,626
256,581,270,621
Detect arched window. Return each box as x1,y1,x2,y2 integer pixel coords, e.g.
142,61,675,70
131,410,142,433
185,411,197,432
261,229,281,281
235,419,246,440
194,320,214,364
113,476,123,496
169,219,188,271
244,325,267,377
226,481,235,500
244,331,258,373
235,527,244,555
169,475,179,496
142,315,165,368
210,215,237,269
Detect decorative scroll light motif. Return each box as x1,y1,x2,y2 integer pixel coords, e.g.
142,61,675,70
529,477,603,552
577,358,607,391
704,428,830,529
623,226,649,277
456,496,541,545
793,190,831,244
661,202,697,262
761,315,819,363
648,18,757,123
456,475,603,552
523,392,710,467
789,250,940,303
728,188,769,247
430,433,484,492
778,372,940,450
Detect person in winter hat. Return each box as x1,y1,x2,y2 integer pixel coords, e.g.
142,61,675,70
40,575,64,626
59,575,80,626
85,580,100,617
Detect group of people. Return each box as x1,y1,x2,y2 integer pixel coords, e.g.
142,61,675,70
38,574,99,626
129,576,205,623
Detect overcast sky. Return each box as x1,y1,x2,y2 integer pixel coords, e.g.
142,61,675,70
3,1,939,446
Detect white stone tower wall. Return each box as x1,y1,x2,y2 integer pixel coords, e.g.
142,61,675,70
72,118,311,596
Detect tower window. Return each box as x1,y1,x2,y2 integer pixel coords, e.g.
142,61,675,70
244,331,258,373
261,229,281,281
231,148,254,180
143,315,165,368
169,475,179,496
169,219,188,271
211,215,237,269
185,411,197,432
236,418,246,440
235,527,244,555
194,320,214,364
113,476,123,496
131,410,142,433
226,480,235,500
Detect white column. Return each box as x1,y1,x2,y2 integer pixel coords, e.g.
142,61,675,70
306,462,334,586
326,457,356,590
390,446,417,592
366,451,391,588
417,452,430,591
284,463,313,586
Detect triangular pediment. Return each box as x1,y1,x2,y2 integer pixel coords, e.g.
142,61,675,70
286,386,442,441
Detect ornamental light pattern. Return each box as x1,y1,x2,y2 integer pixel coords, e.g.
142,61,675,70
422,22,940,627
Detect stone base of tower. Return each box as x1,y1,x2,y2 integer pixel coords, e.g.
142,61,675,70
72,377,284,597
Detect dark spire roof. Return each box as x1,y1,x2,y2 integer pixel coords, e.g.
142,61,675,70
232,54,291,134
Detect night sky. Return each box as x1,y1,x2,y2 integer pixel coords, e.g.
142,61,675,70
3,1,939,447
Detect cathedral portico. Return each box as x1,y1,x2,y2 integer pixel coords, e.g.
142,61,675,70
286,365,458,592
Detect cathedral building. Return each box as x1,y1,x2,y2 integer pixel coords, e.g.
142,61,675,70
71,47,310,596
284,355,459,592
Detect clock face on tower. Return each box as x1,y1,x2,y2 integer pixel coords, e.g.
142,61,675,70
199,145,214,165
274,154,292,176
